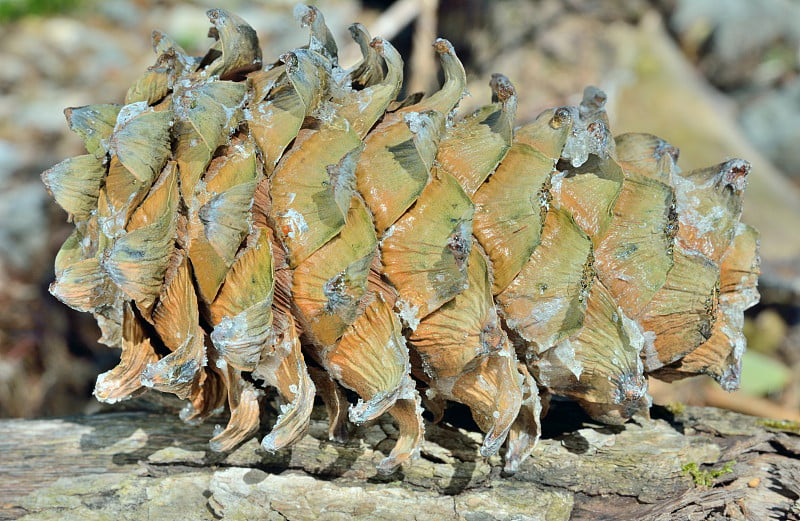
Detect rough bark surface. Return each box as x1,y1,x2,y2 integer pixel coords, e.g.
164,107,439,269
1,400,799,521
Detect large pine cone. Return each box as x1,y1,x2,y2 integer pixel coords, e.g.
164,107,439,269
43,6,759,473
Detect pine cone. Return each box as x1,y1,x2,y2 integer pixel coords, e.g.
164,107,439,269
42,6,759,473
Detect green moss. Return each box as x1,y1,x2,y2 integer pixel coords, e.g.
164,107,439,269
0,0,85,23
665,401,685,415
756,418,800,434
681,460,736,487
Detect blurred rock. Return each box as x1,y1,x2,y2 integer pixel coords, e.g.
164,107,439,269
0,181,47,272
667,0,800,186
740,79,800,181
669,0,800,90
0,140,23,179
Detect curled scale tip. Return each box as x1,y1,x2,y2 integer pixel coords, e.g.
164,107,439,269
722,158,750,192
294,4,317,26
489,73,515,103
370,36,386,53
655,138,680,163
151,30,165,49
580,85,608,115
348,22,368,41
479,431,507,457
718,361,742,392
206,8,225,22
433,38,454,54
280,52,298,68
550,107,572,129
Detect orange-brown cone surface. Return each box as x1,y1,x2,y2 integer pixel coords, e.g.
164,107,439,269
44,6,759,474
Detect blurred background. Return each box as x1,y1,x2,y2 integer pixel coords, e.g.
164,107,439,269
1,0,799,421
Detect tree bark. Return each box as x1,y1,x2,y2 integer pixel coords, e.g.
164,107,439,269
1,399,799,520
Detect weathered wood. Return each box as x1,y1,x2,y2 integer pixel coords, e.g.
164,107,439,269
1,399,798,520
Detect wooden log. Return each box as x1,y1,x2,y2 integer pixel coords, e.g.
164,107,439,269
1,398,799,520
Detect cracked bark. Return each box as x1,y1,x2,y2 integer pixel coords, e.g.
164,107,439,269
1,397,799,521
